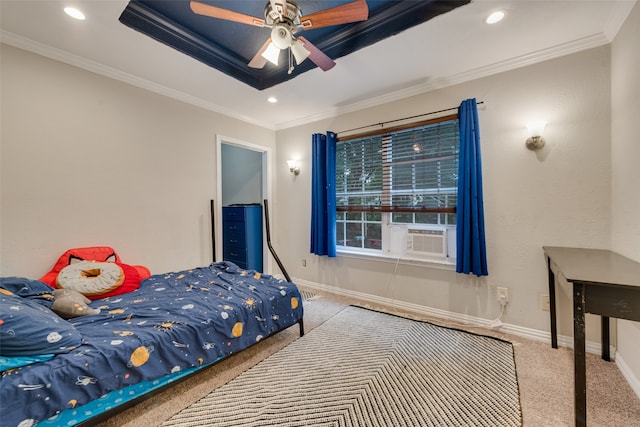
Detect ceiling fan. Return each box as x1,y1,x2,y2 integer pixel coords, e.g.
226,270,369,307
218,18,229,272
189,0,369,73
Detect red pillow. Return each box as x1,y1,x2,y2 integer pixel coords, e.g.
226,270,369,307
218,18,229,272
132,265,151,281
39,247,147,299
40,246,121,287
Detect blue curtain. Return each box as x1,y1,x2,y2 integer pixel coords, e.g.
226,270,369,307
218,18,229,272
310,132,337,257
456,98,488,276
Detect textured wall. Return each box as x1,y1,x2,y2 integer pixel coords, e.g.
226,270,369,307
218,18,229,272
0,36,627,353
611,1,640,395
276,46,612,338
0,44,275,276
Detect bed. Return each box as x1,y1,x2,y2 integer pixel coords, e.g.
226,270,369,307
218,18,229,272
0,261,304,427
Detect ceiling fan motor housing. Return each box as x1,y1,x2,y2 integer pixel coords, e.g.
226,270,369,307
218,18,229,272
264,0,302,26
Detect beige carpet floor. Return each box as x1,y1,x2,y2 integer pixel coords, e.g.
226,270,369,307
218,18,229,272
96,289,640,427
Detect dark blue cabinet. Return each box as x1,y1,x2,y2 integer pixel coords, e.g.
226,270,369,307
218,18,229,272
222,204,263,272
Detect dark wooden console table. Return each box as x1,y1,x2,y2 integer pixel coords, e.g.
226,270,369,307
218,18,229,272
543,246,640,427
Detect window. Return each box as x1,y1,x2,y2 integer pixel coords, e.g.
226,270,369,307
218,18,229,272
335,115,459,257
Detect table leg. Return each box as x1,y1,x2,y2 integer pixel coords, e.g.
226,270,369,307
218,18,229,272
601,316,610,361
547,256,558,349
573,283,587,427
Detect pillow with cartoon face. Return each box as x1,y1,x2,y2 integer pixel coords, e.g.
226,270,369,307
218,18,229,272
0,292,83,357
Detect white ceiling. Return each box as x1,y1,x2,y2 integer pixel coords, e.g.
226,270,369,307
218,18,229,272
1,0,636,130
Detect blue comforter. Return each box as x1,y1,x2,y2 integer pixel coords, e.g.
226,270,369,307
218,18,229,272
0,262,303,427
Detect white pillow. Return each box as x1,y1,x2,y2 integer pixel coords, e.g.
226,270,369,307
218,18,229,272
56,261,124,296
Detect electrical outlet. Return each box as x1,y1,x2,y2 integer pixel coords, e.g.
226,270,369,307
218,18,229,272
301,259,307,267
497,287,508,305
539,294,550,311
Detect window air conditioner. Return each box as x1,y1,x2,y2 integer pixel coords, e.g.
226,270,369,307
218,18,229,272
406,226,448,258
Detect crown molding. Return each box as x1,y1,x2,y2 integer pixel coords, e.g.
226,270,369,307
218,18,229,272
274,32,611,130
1,30,276,131
1,27,612,132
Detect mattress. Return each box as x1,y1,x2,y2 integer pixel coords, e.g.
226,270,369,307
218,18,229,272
0,261,303,427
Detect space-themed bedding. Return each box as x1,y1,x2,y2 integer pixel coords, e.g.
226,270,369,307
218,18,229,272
0,261,304,427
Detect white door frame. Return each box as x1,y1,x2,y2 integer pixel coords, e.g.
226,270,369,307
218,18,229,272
215,135,274,274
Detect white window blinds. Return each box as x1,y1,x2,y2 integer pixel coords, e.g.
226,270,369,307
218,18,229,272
336,114,459,215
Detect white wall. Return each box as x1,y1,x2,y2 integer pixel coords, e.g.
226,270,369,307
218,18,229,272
611,1,640,395
276,19,640,391
276,46,613,340
1,18,636,385
0,44,275,276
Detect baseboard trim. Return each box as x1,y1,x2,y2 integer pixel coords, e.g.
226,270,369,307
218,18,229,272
616,351,640,400
294,278,609,356
293,278,640,401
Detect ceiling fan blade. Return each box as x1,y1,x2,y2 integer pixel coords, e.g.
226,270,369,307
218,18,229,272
190,1,265,27
298,36,335,71
248,38,272,69
300,0,368,30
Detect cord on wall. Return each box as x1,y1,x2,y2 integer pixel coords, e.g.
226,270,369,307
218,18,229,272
382,256,508,331
489,304,505,329
383,256,403,316
489,291,508,329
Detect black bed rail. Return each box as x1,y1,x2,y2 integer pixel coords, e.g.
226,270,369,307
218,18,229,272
263,199,292,283
210,199,216,262
263,199,303,337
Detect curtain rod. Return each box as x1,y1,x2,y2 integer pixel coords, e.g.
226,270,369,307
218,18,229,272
336,100,484,136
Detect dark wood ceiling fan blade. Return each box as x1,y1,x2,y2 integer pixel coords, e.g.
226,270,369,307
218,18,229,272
300,0,368,29
190,1,265,27
248,38,272,69
298,36,335,71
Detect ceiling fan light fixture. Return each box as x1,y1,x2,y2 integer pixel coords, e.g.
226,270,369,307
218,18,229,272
271,25,292,50
291,40,311,65
261,42,281,65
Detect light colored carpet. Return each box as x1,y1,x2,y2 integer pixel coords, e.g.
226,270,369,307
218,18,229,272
96,289,640,427
160,306,521,427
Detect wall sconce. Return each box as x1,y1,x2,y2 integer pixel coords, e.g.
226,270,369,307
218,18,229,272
526,121,546,150
287,159,300,175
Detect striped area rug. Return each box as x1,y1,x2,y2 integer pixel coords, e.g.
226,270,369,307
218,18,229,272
299,289,320,302
162,306,521,427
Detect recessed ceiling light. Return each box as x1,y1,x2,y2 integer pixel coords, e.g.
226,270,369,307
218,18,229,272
485,11,505,25
267,97,278,103
64,7,86,20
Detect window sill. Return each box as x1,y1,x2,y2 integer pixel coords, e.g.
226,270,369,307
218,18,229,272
336,248,456,271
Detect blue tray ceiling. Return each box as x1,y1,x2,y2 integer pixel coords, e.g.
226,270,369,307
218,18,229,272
119,1,470,90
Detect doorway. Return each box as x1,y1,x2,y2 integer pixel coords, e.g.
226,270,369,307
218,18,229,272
215,135,272,272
